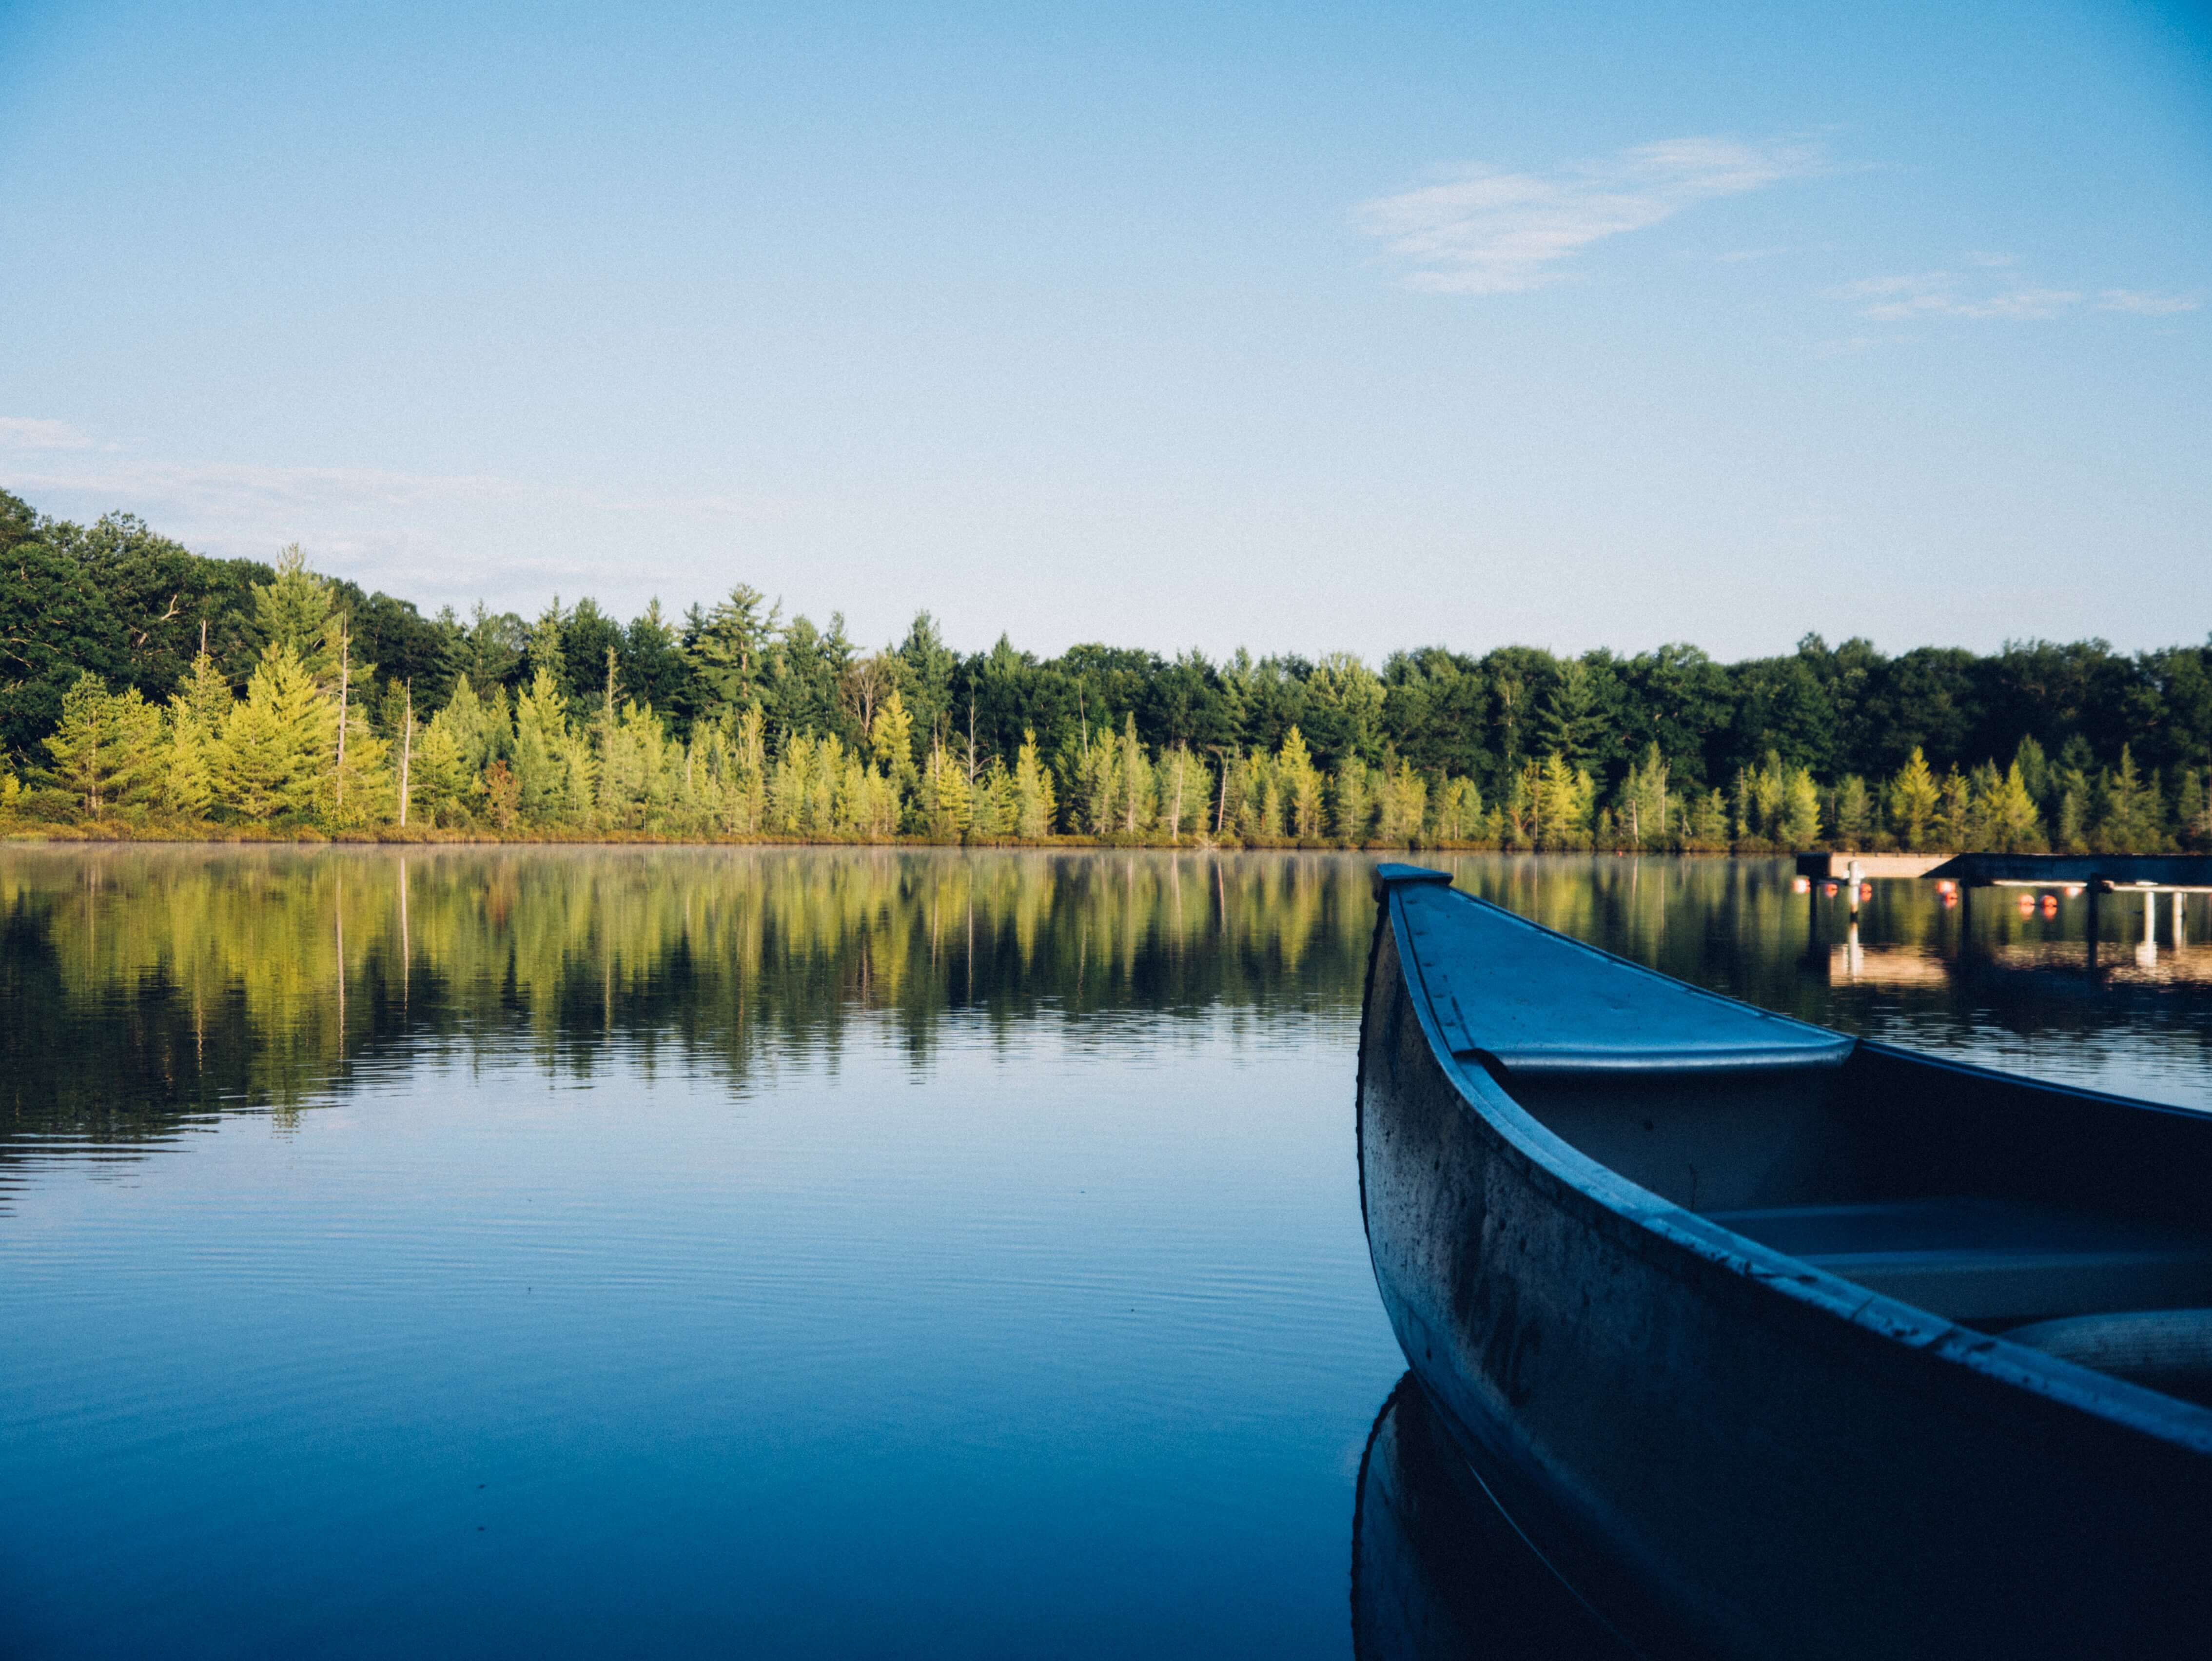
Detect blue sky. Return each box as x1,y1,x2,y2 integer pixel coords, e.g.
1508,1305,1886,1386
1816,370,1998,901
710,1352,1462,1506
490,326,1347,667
1,0,2206,661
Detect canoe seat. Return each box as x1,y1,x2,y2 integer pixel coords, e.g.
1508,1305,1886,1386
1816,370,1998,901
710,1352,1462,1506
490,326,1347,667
2005,1309,2212,1406
1706,1197,2212,1325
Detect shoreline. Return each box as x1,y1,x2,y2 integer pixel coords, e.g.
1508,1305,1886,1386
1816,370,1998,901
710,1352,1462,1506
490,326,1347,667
0,820,2045,858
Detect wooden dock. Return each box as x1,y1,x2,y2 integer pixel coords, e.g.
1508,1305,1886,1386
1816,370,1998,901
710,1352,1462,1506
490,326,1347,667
1793,853,1948,880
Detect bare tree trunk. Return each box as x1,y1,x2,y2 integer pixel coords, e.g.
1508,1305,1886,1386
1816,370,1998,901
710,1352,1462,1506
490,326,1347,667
335,625,350,810
397,682,413,828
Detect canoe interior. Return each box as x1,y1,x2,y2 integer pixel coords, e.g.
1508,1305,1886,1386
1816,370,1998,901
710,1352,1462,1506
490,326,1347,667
1503,1043,2212,1344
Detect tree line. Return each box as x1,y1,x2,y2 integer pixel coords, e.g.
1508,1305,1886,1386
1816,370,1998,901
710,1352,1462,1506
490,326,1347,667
3,489,2209,851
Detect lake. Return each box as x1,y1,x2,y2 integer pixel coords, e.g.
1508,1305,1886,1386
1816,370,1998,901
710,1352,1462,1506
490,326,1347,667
2,847,2206,1658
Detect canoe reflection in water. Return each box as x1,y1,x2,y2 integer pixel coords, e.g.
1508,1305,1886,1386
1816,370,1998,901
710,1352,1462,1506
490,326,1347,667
1352,1374,1637,1661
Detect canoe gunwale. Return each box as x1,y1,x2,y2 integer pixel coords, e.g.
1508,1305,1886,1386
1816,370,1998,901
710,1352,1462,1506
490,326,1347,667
1365,865,2212,1455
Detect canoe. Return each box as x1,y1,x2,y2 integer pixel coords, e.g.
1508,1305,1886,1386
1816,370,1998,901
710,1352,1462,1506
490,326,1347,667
1358,864,2212,1659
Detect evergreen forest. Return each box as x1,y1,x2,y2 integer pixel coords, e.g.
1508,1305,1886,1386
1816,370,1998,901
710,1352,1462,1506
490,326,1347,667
5,490,2209,853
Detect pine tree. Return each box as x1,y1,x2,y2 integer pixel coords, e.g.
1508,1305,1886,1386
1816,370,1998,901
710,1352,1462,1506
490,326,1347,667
252,545,339,674
1887,748,1939,851
2177,769,2210,852
1504,761,1540,849
162,704,214,819
1933,767,1972,850
211,646,333,821
161,652,234,820
326,701,393,827
1534,660,1604,765
437,675,509,773
1013,729,1056,840
2095,745,2166,853
1155,744,1209,842
1115,714,1155,837
1538,753,1592,850
42,673,161,817
408,719,470,826
1615,743,1670,852
511,668,572,822
687,585,780,718
870,689,918,790
925,735,971,838
1375,757,1429,846
1831,776,1872,850
1331,755,1372,845
1434,777,1482,843
967,757,1016,840
1076,731,1120,836
1780,766,1821,849
1275,726,1325,840
1686,788,1730,852
1979,761,2046,853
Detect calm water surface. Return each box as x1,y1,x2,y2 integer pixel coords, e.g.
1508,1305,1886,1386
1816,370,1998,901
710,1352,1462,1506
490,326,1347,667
2,848,2206,1658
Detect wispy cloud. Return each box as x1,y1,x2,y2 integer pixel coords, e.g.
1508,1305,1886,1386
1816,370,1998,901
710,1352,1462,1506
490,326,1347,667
4,435,803,609
2097,288,2200,316
0,416,95,450
1827,268,2196,323
1356,137,1819,296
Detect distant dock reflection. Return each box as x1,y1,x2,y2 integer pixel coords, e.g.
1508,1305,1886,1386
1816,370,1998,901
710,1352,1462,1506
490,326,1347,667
1813,886,2212,991
1351,1376,1637,1661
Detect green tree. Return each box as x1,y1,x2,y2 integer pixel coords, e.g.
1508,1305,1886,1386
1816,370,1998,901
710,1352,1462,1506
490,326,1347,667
925,735,971,838
1155,744,1209,841
252,546,339,674
1887,748,1939,851
1537,753,1593,850
1934,767,1972,850
2096,746,2163,852
870,689,918,790
688,585,781,719
0,531,122,758
1265,726,1320,839
1615,743,1671,851
327,701,394,828
41,673,161,817
510,668,573,821
1113,714,1156,837
161,651,235,818
1535,660,1605,766
1779,766,1821,849
1331,755,1372,844
408,717,471,825
1685,788,1730,852
1374,756,1429,846
1433,776,1483,843
1830,776,1873,850
1978,762,2047,853
211,647,332,821
1013,730,1057,840
2175,768,2209,851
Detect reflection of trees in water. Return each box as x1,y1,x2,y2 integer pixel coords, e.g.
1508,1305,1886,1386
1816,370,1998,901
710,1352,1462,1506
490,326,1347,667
9,848,2198,1179
0,847,1376,1164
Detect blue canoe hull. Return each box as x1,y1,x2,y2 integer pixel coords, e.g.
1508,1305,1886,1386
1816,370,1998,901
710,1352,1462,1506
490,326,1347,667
1357,868,2212,1657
